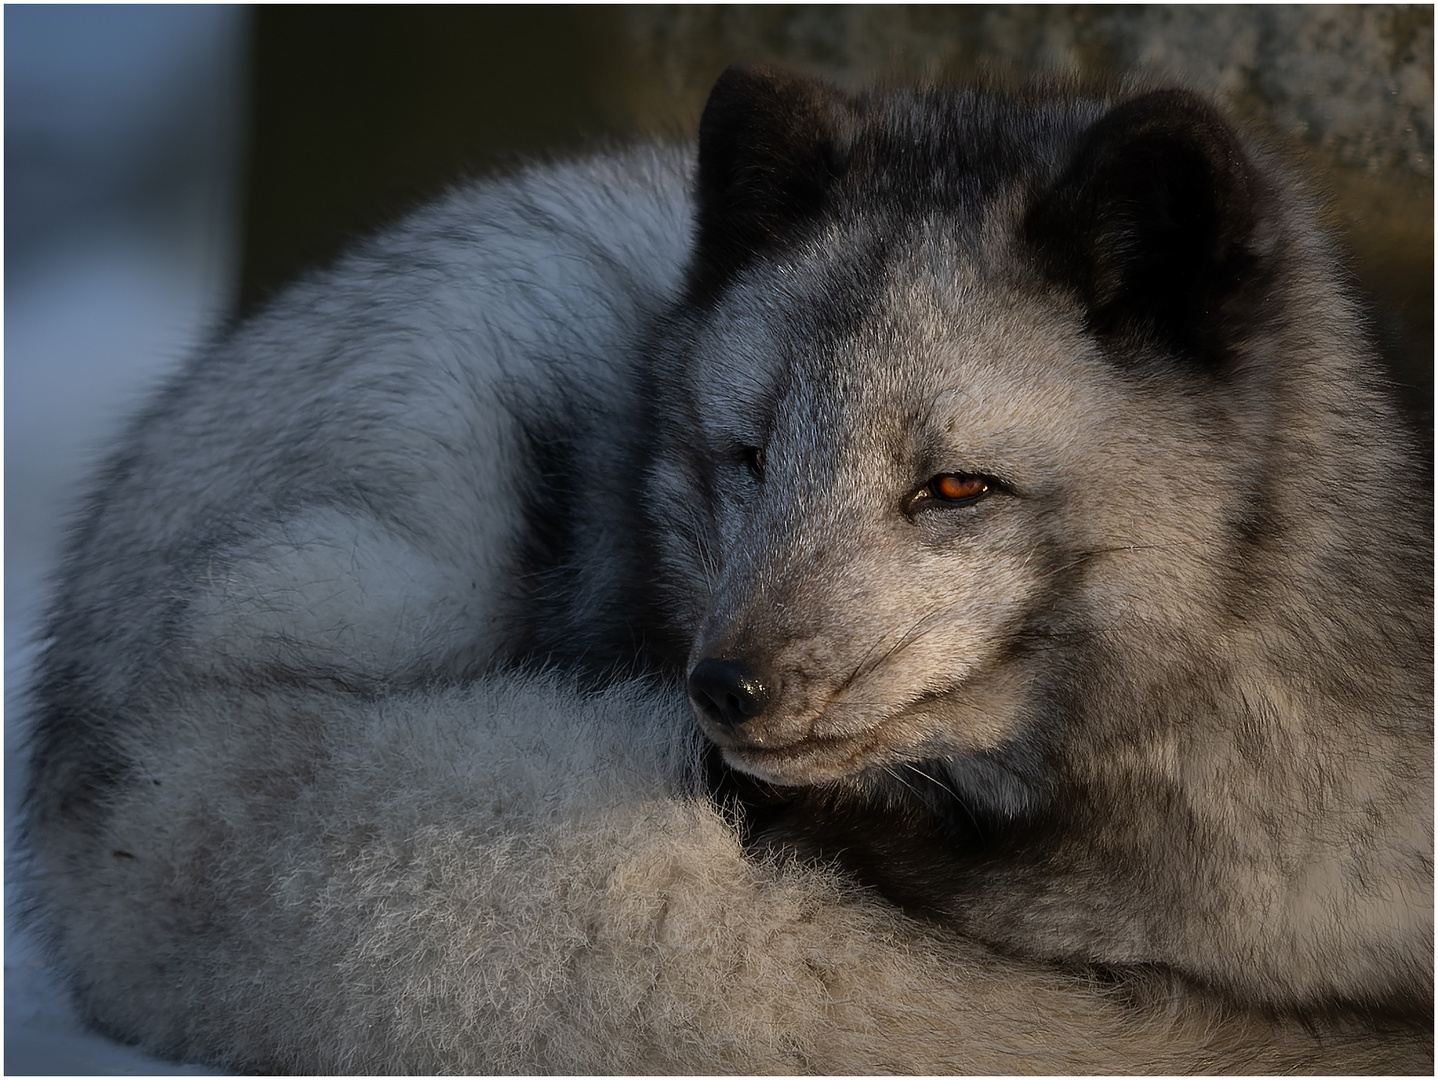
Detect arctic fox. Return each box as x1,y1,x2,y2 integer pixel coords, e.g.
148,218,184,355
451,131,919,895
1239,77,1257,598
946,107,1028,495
23,67,1432,1072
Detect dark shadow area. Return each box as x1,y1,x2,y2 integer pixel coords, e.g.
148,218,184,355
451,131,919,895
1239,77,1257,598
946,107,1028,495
240,6,631,309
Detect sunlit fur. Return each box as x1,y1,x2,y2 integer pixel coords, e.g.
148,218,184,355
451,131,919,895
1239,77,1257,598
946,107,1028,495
22,73,1431,1073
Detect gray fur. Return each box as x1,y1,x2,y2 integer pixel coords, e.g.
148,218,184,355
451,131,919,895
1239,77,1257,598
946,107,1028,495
22,73,1432,1072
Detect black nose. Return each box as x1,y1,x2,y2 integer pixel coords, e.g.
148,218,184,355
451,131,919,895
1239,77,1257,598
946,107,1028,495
688,658,774,729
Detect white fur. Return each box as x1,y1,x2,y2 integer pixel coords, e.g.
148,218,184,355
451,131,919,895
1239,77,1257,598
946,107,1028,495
64,673,1413,1073
23,101,1429,1073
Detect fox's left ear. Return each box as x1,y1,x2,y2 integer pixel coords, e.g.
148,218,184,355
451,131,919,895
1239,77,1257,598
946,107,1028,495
690,64,853,303
1026,90,1268,367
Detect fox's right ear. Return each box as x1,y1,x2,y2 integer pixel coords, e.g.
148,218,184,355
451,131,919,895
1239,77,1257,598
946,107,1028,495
1026,90,1268,370
690,64,852,302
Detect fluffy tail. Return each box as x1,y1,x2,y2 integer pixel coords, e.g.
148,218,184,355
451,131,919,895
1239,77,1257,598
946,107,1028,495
27,674,1430,1073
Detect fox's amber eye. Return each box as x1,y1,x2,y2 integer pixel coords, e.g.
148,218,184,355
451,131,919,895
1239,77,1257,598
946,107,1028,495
931,473,987,503
908,472,990,517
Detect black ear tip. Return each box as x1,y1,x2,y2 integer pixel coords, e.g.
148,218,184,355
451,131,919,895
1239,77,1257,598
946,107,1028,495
703,63,807,111
1027,88,1267,366
704,63,758,109
691,64,850,292
700,64,787,152
700,63,844,134
1100,87,1238,136
1092,89,1257,197
699,65,760,138
1121,87,1226,118
710,61,781,90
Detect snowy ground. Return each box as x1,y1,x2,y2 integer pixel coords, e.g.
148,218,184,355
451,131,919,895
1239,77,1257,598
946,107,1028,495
5,8,244,1073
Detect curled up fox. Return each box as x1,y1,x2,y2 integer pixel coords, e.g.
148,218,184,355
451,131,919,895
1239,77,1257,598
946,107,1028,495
22,66,1433,1072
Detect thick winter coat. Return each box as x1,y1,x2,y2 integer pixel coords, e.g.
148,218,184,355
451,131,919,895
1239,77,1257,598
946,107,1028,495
23,69,1432,1072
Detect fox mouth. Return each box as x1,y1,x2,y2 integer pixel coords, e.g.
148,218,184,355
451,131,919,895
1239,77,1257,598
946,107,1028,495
689,672,965,785
707,723,891,787
686,656,973,785
690,686,881,785
688,668,946,786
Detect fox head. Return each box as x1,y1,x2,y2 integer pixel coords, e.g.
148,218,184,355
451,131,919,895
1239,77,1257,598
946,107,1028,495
642,67,1316,796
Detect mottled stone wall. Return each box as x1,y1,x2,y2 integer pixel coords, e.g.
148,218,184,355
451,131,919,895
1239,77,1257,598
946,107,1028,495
619,6,1431,179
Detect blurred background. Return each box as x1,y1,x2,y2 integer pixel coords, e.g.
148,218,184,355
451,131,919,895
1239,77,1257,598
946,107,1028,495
5,6,1432,1074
